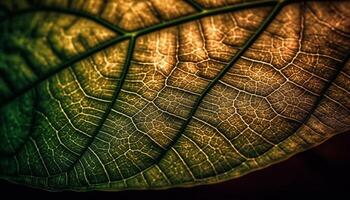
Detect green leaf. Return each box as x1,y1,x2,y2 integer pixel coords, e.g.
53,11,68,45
0,0,349,191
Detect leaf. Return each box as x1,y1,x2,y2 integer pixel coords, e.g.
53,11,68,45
0,0,349,191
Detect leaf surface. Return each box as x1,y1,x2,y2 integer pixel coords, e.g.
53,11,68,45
0,0,349,191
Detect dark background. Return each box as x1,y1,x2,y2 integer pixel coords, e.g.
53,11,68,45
1,132,349,199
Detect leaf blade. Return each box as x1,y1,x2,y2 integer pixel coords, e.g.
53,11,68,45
0,0,349,191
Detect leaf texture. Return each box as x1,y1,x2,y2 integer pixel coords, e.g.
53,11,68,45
0,0,349,191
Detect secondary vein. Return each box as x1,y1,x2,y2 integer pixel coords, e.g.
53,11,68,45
0,35,130,107
62,36,135,175
150,0,285,171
